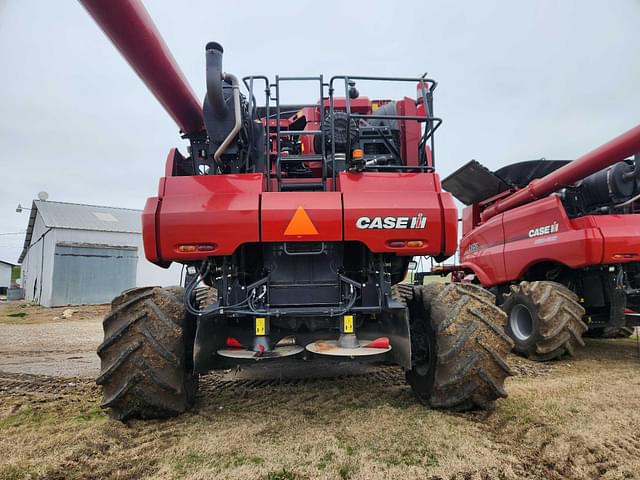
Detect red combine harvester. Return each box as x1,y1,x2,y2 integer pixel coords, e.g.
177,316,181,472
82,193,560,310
80,0,512,419
443,127,640,361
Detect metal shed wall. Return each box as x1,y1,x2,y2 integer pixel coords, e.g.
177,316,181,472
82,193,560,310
0,263,11,289
51,244,137,306
50,228,139,306
21,213,56,306
20,205,182,307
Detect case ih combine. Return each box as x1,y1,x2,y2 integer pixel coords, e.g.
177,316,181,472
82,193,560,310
80,0,513,420
443,127,640,361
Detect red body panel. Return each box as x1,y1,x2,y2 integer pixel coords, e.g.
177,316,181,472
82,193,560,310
459,213,506,285
261,192,342,242
145,167,458,263
142,197,161,262
460,195,640,286
340,172,455,256
156,174,263,260
590,214,640,263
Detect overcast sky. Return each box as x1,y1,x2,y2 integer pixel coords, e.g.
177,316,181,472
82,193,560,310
0,0,638,263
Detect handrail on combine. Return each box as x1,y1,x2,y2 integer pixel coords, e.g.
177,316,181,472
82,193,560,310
329,75,442,189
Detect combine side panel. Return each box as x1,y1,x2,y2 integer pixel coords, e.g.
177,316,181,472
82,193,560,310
340,172,454,257
499,196,603,282
587,214,640,264
459,214,506,285
156,174,263,261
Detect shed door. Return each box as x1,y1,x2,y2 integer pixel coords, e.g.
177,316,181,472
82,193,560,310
51,244,137,306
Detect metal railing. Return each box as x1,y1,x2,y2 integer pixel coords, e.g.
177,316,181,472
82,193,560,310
243,73,442,192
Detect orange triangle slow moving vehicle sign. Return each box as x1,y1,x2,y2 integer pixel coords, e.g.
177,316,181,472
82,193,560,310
284,206,319,236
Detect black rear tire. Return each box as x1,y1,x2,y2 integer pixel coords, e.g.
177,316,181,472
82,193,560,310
502,281,587,361
395,283,514,411
96,286,198,420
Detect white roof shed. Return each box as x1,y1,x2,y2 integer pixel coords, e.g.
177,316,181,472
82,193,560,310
18,200,180,306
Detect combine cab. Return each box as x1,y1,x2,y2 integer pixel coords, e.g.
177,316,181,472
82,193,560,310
443,128,640,361
81,0,512,420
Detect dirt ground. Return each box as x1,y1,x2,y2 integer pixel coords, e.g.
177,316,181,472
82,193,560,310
0,301,108,377
1,301,640,479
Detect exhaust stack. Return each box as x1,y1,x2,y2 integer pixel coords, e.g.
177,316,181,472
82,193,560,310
205,42,228,119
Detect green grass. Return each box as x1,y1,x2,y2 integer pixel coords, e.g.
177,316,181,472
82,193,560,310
317,451,335,470
382,446,438,468
495,396,534,425
0,464,31,480
173,453,210,476
338,461,357,479
72,404,107,423
6,312,27,318
265,468,297,480
222,454,264,469
173,451,265,477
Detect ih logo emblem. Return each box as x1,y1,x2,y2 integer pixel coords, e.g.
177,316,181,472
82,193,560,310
284,206,319,236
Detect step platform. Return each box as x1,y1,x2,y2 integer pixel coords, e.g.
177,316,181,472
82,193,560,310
305,339,392,357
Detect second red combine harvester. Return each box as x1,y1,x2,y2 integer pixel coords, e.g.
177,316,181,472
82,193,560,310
443,127,640,361
80,0,513,419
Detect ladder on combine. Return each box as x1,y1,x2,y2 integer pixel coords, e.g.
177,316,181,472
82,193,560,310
274,75,328,192
244,75,329,192
243,74,442,193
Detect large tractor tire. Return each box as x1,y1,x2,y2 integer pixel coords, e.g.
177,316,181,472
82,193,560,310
501,281,587,361
394,282,514,411
96,286,198,420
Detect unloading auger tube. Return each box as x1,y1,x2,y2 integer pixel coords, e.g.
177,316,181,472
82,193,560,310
481,125,640,221
79,0,204,135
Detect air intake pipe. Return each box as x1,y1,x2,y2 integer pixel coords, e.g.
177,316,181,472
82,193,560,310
204,42,242,162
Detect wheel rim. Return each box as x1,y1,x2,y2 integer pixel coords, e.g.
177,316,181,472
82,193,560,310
509,304,534,341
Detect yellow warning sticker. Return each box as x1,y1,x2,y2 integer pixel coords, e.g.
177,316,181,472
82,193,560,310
343,315,354,334
255,317,266,335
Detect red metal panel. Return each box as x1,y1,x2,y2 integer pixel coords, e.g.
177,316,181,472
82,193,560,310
321,97,372,113
142,197,160,262
461,197,640,286
481,124,640,221
438,191,458,258
461,204,480,237
261,192,342,242
499,196,604,283
340,172,451,256
156,174,263,260
459,214,506,285
80,0,204,134
589,214,640,264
